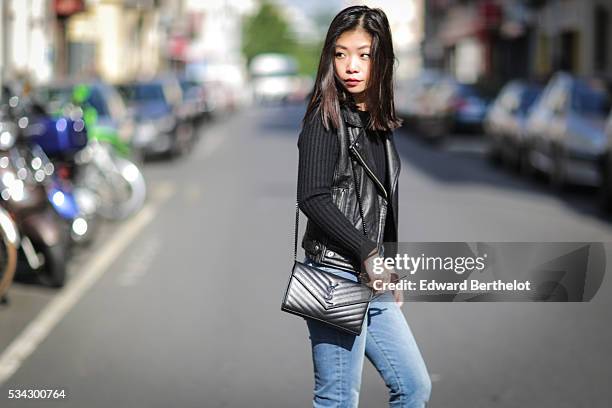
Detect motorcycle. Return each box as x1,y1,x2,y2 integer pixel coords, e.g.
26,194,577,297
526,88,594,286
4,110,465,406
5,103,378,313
46,166,99,244
23,113,100,244
51,85,147,220
74,137,146,220
0,119,19,300
0,95,71,287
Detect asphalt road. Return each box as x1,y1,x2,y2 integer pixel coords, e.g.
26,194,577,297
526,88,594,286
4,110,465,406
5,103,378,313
0,104,611,407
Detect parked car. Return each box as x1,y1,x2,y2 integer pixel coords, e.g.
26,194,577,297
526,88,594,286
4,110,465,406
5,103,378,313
395,69,443,127
34,81,135,152
117,77,194,158
484,80,543,171
186,60,251,111
401,74,490,143
420,77,490,141
524,72,612,190
178,77,213,126
599,106,612,211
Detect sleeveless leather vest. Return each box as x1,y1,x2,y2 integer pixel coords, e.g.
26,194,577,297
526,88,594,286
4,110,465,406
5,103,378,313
302,105,401,273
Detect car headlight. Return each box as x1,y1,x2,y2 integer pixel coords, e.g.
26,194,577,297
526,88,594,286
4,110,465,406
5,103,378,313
134,122,156,144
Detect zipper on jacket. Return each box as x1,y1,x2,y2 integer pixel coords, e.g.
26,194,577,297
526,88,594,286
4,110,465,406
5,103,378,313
349,145,388,200
376,200,387,245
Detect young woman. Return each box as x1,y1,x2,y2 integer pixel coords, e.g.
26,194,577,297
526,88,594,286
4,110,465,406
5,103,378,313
296,6,432,407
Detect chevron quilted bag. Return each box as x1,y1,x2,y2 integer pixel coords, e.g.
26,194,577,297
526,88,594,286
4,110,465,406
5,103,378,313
281,256,376,335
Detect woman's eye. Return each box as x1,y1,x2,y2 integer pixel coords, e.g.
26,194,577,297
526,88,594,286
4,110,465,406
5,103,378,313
361,53,370,59
335,52,344,58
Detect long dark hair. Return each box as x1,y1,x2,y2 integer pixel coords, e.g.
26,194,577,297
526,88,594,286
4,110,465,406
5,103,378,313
303,5,402,132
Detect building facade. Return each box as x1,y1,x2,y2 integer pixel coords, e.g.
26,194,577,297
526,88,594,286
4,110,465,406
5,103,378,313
347,0,425,81
422,0,612,90
0,0,55,85
0,0,186,86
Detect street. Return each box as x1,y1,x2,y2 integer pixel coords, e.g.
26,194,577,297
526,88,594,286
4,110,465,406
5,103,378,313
1,104,611,407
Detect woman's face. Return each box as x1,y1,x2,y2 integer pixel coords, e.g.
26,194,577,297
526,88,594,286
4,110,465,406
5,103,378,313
334,28,372,97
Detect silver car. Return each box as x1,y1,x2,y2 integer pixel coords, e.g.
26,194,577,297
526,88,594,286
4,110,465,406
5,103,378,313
524,72,611,189
484,80,542,171
600,107,612,211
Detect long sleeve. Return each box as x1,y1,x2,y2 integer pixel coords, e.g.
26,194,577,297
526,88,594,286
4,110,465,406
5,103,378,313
297,114,378,262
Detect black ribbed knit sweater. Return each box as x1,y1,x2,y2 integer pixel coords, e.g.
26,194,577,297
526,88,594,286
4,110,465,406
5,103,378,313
297,109,386,263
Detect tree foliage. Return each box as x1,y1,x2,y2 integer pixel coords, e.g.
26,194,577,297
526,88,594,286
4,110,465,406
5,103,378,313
242,2,296,63
241,1,325,76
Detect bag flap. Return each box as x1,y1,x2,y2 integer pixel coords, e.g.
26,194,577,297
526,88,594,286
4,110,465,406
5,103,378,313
292,262,373,310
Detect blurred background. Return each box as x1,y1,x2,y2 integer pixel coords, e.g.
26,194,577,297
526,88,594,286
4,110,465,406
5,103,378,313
0,0,611,407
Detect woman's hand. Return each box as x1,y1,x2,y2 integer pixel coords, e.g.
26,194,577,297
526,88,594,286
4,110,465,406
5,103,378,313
363,251,404,306
390,272,404,307
362,248,391,294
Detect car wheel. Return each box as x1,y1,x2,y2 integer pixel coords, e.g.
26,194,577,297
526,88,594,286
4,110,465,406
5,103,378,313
487,138,503,166
549,145,567,191
172,123,194,157
38,242,69,288
502,141,520,171
424,119,448,145
598,154,612,212
518,144,535,178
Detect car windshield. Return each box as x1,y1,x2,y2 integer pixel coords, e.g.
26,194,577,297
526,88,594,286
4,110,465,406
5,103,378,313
572,80,611,117
87,88,110,117
127,84,166,103
520,86,542,113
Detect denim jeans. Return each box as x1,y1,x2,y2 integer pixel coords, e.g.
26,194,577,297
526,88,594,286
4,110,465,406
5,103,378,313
303,257,432,408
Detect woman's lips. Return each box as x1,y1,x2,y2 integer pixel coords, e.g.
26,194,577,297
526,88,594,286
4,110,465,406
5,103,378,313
344,79,361,88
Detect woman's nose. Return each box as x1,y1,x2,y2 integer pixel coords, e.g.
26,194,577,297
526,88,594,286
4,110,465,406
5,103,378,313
346,57,360,73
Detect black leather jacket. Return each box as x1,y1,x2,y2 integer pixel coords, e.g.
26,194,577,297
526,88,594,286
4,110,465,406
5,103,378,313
301,105,401,273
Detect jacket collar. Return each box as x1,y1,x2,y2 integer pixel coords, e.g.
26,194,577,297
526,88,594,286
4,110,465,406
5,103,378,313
340,103,366,128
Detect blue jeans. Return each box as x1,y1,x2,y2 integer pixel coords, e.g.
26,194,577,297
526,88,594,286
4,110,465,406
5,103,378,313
304,257,432,408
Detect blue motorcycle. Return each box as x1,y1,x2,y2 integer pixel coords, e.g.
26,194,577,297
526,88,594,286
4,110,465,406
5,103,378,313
23,113,99,245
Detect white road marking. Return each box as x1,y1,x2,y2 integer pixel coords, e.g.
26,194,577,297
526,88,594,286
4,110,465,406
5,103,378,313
0,183,175,385
116,233,162,287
